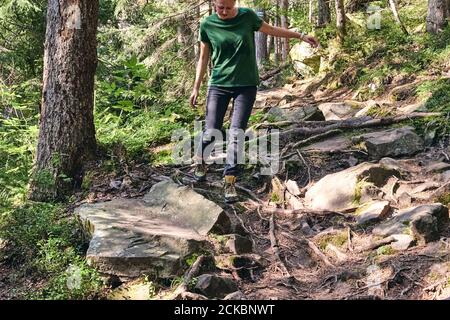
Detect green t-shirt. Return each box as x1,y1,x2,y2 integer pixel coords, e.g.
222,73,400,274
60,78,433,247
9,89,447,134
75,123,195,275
199,7,263,87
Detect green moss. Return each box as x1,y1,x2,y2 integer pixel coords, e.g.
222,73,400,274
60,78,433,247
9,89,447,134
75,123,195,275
376,245,395,256
436,192,450,206
318,231,348,250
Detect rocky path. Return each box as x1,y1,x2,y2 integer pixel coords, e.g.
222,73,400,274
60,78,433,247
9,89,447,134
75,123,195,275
74,74,449,300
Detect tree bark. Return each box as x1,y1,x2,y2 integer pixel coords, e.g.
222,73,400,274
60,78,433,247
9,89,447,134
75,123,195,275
335,0,346,43
346,0,371,13
427,0,447,34
255,7,268,68
280,0,289,61
29,0,98,201
308,0,314,24
388,0,408,35
317,0,331,27
274,1,282,65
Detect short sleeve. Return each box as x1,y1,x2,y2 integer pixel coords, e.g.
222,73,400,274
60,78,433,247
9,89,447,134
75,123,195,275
248,8,264,31
198,21,210,44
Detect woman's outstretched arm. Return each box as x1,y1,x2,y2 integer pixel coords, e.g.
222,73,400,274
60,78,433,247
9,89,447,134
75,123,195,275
258,22,320,48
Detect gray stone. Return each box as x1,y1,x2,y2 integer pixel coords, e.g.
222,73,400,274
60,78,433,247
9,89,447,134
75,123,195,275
305,162,400,211
223,291,247,300
76,180,230,278
317,102,360,121
440,170,450,183
194,274,238,299
356,201,391,225
225,234,253,254
398,192,413,208
266,105,319,122
352,127,423,159
411,214,439,244
391,234,415,251
301,135,353,153
372,204,449,242
285,180,301,196
426,162,450,173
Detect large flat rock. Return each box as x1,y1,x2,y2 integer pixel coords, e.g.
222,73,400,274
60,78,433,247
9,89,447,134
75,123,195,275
76,180,229,278
352,127,423,159
305,162,400,211
372,204,449,243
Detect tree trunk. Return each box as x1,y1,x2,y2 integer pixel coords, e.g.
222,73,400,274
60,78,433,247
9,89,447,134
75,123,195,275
346,0,371,13
195,2,200,61
317,0,331,27
280,0,289,61
29,0,98,201
427,0,447,34
388,0,408,35
308,0,314,24
267,23,274,59
274,1,281,65
335,0,346,43
255,8,268,68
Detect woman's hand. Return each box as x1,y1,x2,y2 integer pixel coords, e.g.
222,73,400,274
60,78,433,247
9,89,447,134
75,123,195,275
301,34,320,48
190,88,199,108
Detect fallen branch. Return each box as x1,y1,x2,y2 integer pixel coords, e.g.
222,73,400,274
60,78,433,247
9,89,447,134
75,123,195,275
269,214,291,277
355,236,396,253
306,239,335,268
261,207,352,218
280,112,442,141
282,129,343,158
169,255,207,300
296,150,311,185
260,62,289,81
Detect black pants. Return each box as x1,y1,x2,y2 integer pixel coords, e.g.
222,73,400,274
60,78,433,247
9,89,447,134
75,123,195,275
196,85,257,176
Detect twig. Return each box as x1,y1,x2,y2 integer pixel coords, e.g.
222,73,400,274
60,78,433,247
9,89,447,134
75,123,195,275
347,226,354,252
296,150,311,185
282,129,343,158
355,236,396,253
169,255,207,300
423,280,447,292
306,239,335,268
261,206,352,218
269,214,291,277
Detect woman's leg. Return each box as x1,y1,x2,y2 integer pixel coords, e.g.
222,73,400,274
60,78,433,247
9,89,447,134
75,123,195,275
195,86,232,164
224,86,257,176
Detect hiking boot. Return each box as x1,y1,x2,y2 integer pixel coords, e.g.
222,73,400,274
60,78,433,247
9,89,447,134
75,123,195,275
193,163,207,182
224,175,239,204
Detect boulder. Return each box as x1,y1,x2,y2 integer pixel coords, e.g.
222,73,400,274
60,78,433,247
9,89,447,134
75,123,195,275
194,274,238,299
223,291,247,300
305,162,400,211
76,180,230,278
266,105,320,122
317,102,361,121
352,127,423,159
225,234,253,255
390,234,415,251
372,204,449,243
356,201,391,225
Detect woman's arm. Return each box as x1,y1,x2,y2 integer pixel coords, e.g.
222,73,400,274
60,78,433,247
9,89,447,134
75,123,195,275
258,22,319,47
190,42,210,107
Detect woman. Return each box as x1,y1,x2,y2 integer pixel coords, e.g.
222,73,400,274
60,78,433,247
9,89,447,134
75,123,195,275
190,0,319,203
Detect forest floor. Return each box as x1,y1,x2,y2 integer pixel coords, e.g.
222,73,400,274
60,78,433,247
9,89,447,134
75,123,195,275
1,62,449,301
72,68,450,300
